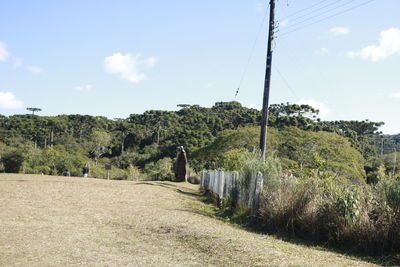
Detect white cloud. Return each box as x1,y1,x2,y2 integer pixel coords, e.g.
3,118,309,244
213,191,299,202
329,27,350,36
74,84,93,92
296,99,332,119
315,47,329,55
348,28,400,61
390,92,400,98
104,53,158,83
0,41,11,61
0,92,24,109
27,66,45,73
12,58,23,69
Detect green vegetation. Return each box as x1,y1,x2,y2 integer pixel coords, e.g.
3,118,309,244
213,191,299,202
0,102,397,181
202,150,400,256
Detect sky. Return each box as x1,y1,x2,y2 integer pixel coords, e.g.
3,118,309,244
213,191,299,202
0,0,399,134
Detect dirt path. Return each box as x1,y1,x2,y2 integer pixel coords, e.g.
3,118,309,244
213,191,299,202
0,174,382,266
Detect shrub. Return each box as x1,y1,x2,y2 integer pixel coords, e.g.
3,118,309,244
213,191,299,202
2,149,25,173
257,173,400,254
239,151,282,207
143,157,174,181
222,148,248,171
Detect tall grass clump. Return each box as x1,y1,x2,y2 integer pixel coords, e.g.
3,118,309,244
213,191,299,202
238,151,282,206
258,170,400,255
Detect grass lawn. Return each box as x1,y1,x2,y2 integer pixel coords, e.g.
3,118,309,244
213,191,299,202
0,174,396,266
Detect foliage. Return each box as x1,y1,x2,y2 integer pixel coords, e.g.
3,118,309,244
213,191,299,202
0,101,393,184
2,148,25,173
88,130,111,164
222,148,248,171
257,172,400,255
195,126,366,183
240,151,282,190
143,157,174,181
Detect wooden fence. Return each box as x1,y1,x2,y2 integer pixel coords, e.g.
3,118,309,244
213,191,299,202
200,171,263,215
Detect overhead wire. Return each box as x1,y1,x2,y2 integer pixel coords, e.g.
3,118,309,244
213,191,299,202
282,0,345,21
281,0,357,30
274,65,299,99
277,0,377,38
280,0,332,19
235,2,269,99
286,0,353,24
274,0,357,120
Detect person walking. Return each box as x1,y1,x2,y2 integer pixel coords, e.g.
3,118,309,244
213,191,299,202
82,164,89,178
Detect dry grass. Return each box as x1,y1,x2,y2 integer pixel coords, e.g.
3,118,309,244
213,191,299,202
0,174,382,266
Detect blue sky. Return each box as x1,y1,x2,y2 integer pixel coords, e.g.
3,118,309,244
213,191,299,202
0,0,399,134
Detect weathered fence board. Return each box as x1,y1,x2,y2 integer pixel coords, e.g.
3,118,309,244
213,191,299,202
200,171,263,214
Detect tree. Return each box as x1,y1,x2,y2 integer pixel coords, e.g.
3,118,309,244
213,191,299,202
2,148,25,173
88,130,111,164
113,118,131,155
26,107,42,115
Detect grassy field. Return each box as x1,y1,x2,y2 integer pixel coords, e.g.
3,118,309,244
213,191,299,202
0,174,394,266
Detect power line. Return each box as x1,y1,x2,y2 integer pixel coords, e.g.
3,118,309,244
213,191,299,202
274,65,299,99
281,0,357,30
235,4,269,98
285,0,352,24
282,0,345,21
281,0,333,19
277,0,376,38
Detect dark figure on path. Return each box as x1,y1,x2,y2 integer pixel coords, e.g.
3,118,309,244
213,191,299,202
83,164,89,178
63,169,71,177
175,146,187,182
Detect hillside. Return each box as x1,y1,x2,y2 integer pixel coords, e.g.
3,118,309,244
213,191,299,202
0,174,389,266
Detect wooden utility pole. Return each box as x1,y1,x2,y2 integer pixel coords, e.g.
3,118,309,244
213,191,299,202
260,0,276,160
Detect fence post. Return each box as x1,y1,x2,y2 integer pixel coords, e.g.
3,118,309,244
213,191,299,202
247,172,257,209
232,171,240,206
224,172,231,198
251,171,263,215
209,171,215,193
200,172,205,188
205,172,210,191
218,171,225,198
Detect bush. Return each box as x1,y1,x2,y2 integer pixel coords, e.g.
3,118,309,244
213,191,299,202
143,157,174,181
239,151,282,207
2,149,25,173
258,173,400,254
222,148,248,171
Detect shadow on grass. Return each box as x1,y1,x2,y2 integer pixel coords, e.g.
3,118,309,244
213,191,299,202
178,189,400,266
134,181,400,265
135,181,202,197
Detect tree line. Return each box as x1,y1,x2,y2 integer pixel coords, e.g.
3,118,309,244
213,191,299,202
0,101,397,180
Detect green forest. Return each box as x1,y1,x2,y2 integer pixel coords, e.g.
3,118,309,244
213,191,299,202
0,101,398,181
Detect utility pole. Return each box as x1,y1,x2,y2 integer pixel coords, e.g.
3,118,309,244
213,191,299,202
260,0,276,160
